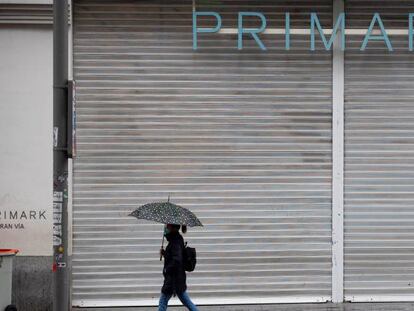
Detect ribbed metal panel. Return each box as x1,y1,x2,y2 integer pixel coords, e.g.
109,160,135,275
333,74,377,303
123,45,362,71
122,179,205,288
0,3,52,24
344,0,414,302
346,0,414,29
72,0,332,307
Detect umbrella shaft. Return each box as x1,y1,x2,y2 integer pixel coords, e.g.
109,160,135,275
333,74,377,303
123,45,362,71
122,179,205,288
160,233,165,261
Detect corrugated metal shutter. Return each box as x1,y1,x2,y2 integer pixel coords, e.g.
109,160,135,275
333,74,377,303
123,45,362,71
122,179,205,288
344,0,414,302
0,3,52,24
0,3,72,25
72,0,333,307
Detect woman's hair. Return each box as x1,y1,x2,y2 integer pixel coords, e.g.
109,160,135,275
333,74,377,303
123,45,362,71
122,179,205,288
167,224,187,234
170,224,180,231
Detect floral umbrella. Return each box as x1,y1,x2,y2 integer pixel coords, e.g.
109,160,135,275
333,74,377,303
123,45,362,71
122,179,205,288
129,201,203,227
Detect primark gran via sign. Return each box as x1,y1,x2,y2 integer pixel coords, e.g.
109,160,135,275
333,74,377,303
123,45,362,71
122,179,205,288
0,209,47,230
193,12,414,51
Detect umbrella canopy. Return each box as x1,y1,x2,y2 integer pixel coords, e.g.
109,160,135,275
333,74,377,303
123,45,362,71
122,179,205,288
129,201,203,227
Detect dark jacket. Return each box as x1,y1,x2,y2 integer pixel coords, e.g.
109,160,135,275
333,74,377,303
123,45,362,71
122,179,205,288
162,232,187,295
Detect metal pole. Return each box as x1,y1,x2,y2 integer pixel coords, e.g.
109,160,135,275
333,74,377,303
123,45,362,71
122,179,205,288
332,0,345,303
53,0,69,310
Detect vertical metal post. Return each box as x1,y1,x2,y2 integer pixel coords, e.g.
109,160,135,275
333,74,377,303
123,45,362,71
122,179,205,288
53,0,69,310
332,0,345,303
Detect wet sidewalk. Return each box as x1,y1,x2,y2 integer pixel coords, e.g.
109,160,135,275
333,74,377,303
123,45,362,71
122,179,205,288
73,302,414,311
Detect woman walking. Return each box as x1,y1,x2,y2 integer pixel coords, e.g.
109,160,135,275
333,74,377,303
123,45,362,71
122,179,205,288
158,224,199,311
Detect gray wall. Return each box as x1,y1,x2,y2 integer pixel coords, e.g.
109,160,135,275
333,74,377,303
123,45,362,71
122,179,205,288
0,22,54,311
0,25,53,256
12,256,53,311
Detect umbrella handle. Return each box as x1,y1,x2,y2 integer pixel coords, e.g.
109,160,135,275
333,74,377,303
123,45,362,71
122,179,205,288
160,233,165,261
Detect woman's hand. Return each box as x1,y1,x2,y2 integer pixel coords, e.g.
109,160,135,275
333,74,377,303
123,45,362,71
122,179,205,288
160,248,166,258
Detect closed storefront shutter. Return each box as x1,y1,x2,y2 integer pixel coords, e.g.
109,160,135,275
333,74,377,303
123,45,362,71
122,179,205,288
0,3,53,25
344,0,414,302
72,0,333,307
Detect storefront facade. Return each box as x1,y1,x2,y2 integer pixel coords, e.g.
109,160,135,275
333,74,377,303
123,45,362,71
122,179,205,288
71,0,414,307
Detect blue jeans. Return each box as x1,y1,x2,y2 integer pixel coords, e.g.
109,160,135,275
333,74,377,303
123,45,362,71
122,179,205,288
158,291,199,311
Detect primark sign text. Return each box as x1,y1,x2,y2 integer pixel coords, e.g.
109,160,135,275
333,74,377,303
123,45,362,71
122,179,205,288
193,12,414,51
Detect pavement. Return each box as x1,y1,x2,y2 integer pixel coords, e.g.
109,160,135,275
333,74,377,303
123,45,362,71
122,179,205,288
73,302,414,311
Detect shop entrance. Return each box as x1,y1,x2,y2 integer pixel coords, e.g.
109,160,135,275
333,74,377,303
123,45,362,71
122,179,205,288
71,0,333,307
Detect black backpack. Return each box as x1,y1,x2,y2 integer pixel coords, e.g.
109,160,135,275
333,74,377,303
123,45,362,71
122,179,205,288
183,242,197,272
